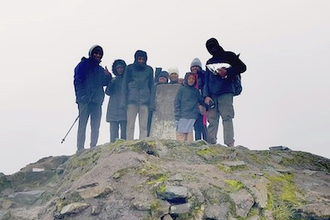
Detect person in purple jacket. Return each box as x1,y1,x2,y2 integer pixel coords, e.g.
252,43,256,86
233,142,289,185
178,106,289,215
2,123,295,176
74,45,111,152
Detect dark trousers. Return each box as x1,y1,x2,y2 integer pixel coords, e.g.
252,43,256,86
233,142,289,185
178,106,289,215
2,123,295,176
147,111,153,137
77,103,102,150
110,121,127,143
194,114,207,140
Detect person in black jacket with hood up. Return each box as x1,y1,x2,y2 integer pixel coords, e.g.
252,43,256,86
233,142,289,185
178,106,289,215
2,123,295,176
203,38,247,147
74,45,111,152
105,59,127,143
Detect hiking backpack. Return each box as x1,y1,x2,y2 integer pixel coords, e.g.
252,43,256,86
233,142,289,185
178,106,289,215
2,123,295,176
232,74,242,96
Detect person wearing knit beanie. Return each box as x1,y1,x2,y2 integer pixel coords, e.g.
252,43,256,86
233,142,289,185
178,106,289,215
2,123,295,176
168,67,179,84
158,71,169,84
190,58,202,69
187,57,207,141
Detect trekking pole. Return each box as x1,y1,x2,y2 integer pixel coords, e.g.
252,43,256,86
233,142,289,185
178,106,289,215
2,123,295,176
61,115,79,143
61,102,89,144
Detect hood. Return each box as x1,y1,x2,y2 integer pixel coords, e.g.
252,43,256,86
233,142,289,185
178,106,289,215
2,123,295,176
206,38,224,55
88,45,103,59
158,71,169,84
112,59,127,76
184,72,197,87
133,50,148,70
134,50,148,63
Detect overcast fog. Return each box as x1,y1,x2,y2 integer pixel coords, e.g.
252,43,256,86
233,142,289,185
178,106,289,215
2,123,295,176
1,0,330,174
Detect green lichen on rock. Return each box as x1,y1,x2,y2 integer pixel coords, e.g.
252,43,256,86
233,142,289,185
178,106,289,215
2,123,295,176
66,150,100,173
266,173,302,219
224,179,244,192
147,173,168,186
280,151,330,172
0,175,12,192
55,191,83,213
197,145,227,163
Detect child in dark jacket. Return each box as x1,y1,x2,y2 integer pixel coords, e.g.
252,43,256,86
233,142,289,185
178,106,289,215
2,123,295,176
174,72,204,141
105,59,127,142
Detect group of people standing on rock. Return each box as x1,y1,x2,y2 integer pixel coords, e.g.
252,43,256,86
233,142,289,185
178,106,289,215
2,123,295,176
73,38,247,153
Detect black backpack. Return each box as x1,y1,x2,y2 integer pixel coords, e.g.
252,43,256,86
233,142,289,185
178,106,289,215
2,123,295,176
231,73,242,96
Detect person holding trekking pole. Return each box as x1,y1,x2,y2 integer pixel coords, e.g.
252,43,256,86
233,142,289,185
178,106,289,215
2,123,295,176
74,45,111,153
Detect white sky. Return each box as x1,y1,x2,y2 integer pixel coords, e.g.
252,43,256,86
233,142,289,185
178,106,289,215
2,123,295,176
1,0,330,174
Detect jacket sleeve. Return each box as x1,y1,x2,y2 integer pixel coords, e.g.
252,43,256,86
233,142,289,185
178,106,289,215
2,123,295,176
105,79,115,96
174,88,182,121
202,68,211,98
198,91,206,107
149,83,157,111
226,52,247,77
120,67,129,108
74,61,88,103
148,67,155,111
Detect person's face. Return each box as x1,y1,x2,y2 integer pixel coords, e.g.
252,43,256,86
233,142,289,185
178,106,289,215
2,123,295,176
187,74,195,86
92,51,102,61
116,66,124,74
137,56,145,65
170,73,178,82
158,76,167,84
190,66,200,74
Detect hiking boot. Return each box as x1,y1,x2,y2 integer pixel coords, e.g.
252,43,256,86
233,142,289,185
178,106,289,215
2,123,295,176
227,143,235,147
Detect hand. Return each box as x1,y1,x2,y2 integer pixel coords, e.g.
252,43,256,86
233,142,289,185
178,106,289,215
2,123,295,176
104,66,111,75
198,104,206,115
204,96,212,105
218,67,227,78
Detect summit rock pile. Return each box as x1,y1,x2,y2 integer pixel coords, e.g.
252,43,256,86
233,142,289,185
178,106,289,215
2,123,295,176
0,139,330,220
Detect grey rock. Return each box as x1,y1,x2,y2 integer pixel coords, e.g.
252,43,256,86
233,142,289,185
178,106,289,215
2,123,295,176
269,146,291,151
229,189,254,218
60,202,90,215
204,203,230,220
1,138,330,220
8,190,45,205
222,160,246,167
170,203,192,214
158,185,188,201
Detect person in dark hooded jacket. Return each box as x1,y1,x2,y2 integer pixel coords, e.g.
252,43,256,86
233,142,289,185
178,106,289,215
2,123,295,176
120,50,155,140
174,72,204,141
203,38,247,147
74,45,112,152
105,59,127,142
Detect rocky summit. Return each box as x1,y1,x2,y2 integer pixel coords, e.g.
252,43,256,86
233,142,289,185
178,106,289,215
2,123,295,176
0,139,330,220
